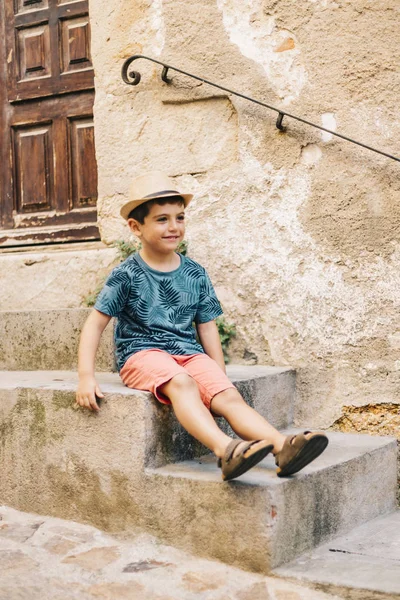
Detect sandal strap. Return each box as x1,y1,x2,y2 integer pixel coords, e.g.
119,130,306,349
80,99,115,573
224,439,243,463
275,432,313,467
224,439,264,463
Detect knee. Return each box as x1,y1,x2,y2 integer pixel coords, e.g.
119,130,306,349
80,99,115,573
162,373,197,395
211,387,245,415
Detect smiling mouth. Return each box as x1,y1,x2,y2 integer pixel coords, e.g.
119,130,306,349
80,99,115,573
163,236,179,239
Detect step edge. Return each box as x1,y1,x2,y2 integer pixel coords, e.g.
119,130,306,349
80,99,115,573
273,510,400,598
272,569,400,600
0,368,297,391
145,435,398,487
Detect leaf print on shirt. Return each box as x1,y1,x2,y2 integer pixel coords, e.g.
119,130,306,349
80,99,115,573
131,268,157,303
118,326,149,342
164,339,188,355
158,278,181,310
195,294,222,324
95,269,130,317
119,317,149,338
148,305,169,328
181,260,205,294
172,303,198,326
135,298,150,326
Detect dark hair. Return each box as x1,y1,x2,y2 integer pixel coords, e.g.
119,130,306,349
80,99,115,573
127,195,185,224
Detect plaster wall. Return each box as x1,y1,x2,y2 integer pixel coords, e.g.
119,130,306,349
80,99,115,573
88,0,400,427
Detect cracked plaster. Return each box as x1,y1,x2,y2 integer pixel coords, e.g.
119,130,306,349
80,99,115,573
217,0,307,104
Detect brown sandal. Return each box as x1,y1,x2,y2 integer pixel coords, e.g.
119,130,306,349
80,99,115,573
275,431,329,477
218,439,274,481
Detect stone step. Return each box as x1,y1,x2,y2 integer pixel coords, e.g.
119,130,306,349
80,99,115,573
0,309,116,371
143,432,397,573
0,370,396,575
0,243,118,312
0,366,295,469
274,511,400,598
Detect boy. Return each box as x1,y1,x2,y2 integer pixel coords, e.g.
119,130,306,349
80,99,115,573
76,171,328,481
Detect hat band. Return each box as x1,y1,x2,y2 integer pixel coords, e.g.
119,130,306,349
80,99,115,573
143,189,180,199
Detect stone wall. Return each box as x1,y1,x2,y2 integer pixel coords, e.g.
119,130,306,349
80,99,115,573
88,0,400,427
0,243,118,311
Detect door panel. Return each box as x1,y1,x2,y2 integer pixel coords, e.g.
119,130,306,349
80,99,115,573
13,123,54,212
6,91,97,227
0,0,99,246
6,0,94,102
69,117,97,209
17,23,52,82
61,15,92,74
15,0,49,14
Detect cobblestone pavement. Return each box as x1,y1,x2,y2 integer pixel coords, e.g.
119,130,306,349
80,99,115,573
0,506,343,600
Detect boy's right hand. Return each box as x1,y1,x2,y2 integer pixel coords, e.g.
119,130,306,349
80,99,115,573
76,376,104,412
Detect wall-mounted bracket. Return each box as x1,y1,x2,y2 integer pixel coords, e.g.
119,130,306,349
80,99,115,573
161,66,171,83
276,112,286,132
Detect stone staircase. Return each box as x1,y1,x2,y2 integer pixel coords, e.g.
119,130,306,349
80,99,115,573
0,309,399,597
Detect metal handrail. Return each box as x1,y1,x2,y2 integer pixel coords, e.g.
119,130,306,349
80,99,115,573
121,54,399,164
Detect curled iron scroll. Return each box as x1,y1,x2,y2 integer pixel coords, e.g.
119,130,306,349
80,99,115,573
121,55,143,85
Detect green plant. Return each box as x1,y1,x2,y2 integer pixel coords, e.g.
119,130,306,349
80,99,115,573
83,275,107,307
216,316,236,363
177,239,188,255
112,239,140,261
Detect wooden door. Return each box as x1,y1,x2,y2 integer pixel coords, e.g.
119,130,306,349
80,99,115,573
0,0,99,247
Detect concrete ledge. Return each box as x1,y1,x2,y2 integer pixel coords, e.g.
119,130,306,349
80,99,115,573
0,312,296,419
0,309,115,372
0,378,150,533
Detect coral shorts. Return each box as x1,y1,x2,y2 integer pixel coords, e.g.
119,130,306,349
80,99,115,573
120,349,235,410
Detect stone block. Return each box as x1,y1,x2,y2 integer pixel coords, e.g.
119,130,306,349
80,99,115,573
0,309,115,372
0,367,295,474
228,365,295,429
0,244,117,311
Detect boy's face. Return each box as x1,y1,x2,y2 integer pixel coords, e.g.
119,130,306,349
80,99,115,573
128,201,185,254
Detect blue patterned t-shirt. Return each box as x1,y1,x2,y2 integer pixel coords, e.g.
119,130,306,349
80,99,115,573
94,253,223,370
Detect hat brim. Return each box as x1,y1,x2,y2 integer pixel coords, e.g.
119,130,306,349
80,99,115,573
120,192,193,221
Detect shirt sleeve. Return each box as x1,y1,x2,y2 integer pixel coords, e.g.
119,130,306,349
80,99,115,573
94,267,131,317
194,269,223,324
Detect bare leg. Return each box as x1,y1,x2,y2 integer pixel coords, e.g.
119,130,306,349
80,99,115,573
160,374,233,458
211,388,286,454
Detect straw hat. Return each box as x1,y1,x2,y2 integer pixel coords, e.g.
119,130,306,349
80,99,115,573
120,171,193,220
